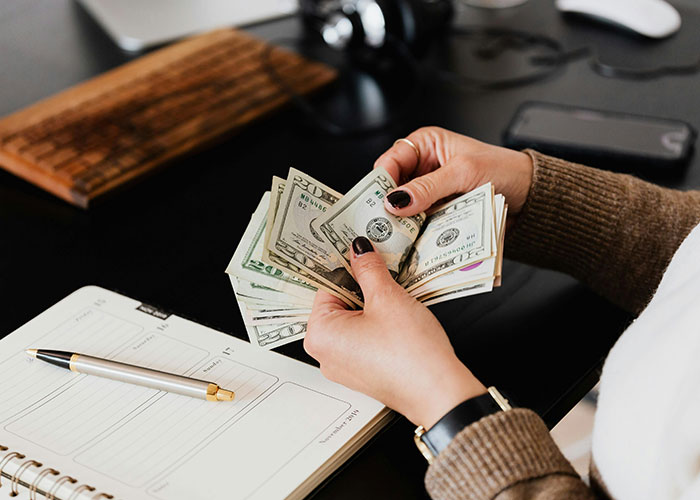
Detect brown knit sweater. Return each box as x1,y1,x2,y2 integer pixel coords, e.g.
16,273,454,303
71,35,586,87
424,151,700,500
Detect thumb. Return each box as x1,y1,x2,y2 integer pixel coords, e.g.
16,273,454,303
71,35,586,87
384,158,479,216
350,236,398,303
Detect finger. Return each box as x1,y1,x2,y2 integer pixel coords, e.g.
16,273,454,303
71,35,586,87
350,236,397,304
374,128,444,183
384,156,482,216
374,140,423,185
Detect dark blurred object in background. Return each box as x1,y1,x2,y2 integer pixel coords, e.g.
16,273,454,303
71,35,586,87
300,0,453,54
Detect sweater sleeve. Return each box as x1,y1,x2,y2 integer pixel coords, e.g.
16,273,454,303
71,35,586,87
424,409,597,500
506,151,700,314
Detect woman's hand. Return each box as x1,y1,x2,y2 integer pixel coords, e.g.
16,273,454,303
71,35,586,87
304,237,486,429
375,127,533,219
305,129,529,428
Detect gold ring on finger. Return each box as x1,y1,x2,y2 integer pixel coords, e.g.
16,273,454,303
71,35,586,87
394,138,421,169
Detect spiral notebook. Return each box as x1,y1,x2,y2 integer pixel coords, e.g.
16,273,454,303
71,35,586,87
0,286,391,499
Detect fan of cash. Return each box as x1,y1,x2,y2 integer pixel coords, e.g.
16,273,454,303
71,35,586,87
226,167,507,350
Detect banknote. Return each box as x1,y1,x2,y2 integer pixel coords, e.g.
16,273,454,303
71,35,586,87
399,183,495,293
250,321,307,349
410,259,496,299
226,168,506,349
241,299,310,310
263,176,286,257
240,309,308,347
241,301,310,322
230,277,312,309
420,281,494,306
225,192,318,303
256,176,345,304
408,194,505,297
266,168,364,307
244,311,310,327
260,176,322,293
239,300,311,326
494,205,507,287
231,277,308,349
244,316,310,327
315,167,425,279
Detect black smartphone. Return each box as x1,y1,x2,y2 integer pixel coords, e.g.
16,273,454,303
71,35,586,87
503,102,696,173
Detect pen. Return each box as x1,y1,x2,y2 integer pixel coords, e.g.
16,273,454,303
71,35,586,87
26,349,235,402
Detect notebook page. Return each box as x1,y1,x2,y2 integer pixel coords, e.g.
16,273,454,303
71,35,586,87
0,286,387,500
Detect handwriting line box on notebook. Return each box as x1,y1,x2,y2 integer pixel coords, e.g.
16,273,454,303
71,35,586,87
0,286,390,500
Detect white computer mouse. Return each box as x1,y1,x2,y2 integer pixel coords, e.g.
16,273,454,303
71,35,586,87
555,0,681,38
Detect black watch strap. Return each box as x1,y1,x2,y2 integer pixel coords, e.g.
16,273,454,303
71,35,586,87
414,387,512,463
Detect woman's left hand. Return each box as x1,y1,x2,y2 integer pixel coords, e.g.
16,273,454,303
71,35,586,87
304,236,486,429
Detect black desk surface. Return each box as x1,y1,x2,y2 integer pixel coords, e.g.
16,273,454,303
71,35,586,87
2,1,699,498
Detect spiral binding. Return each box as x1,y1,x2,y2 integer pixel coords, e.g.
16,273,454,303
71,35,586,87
0,446,113,500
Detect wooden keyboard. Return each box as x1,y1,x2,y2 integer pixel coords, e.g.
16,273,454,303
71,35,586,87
0,29,336,208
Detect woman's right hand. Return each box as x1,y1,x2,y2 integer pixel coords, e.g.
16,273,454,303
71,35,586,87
375,127,534,220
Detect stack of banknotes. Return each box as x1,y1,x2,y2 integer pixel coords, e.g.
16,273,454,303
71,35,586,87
226,167,507,349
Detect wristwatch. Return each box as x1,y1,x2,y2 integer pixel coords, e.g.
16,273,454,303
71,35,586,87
414,386,512,464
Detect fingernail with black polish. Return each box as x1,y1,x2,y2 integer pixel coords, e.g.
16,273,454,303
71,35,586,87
352,236,374,256
387,190,411,209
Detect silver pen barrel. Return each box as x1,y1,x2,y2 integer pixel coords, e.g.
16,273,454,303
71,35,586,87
69,354,234,401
